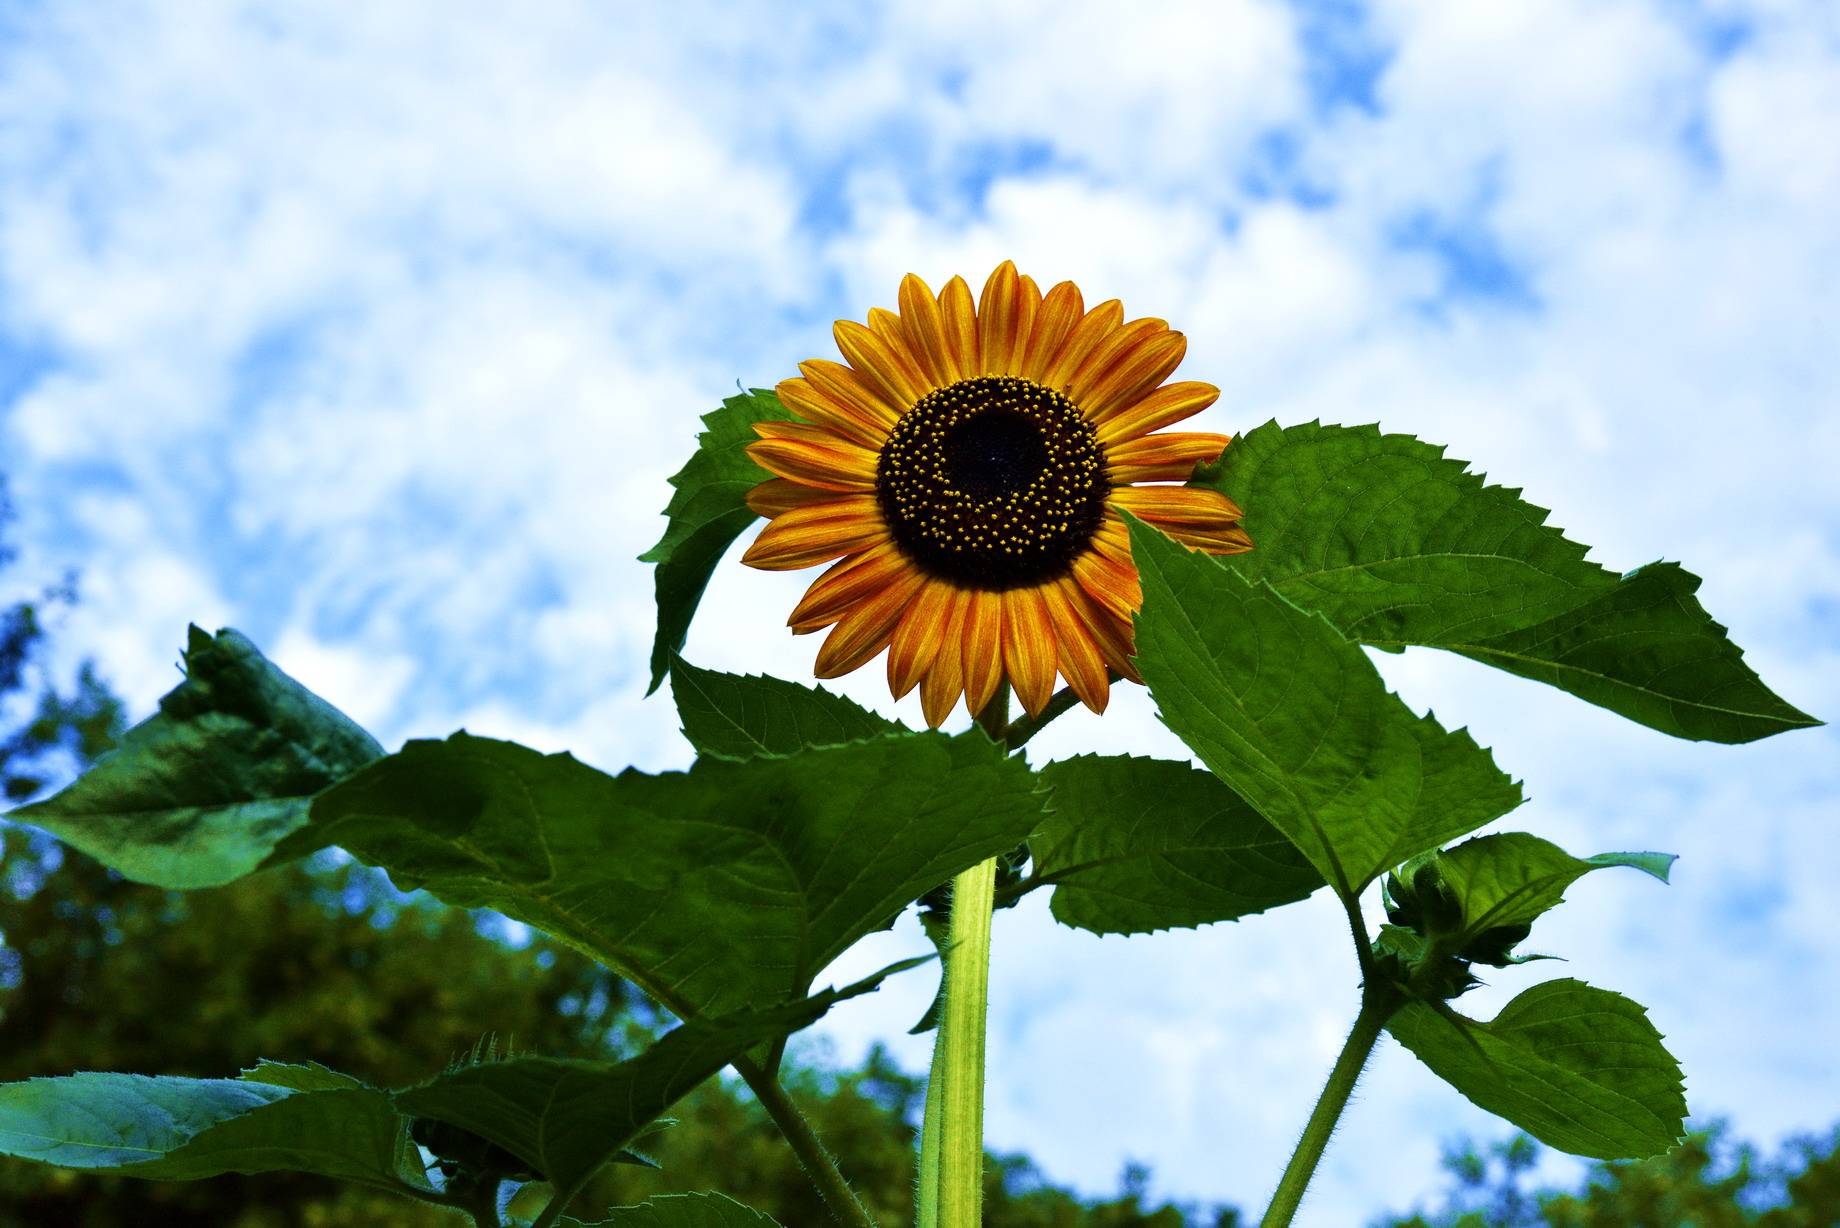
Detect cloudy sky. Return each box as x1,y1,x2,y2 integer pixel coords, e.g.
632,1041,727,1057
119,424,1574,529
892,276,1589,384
2,0,1837,1222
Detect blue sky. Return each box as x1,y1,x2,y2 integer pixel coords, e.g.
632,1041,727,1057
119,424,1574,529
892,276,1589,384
2,1,1837,1222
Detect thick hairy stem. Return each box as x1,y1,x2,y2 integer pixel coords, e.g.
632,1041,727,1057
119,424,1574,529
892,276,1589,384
735,1058,878,1228
1258,984,1400,1228
917,688,1010,1228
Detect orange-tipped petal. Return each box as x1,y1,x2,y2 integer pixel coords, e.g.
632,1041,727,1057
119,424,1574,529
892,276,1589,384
1001,586,1057,717
1111,485,1246,527
834,318,926,409
961,588,1005,715
799,358,902,430
1017,280,1084,383
1041,299,1124,390
1081,329,1189,423
1096,380,1220,445
1105,432,1232,484
1010,276,1042,376
1072,548,1143,622
814,566,926,678
1067,318,1165,405
742,496,886,570
1059,574,1141,684
870,307,939,397
899,273,958,388
1162,522,1256,555
919,587,970,727
746,436,878,492
746,478,837,518
776,376,889,450
887,578,957,699
939,275,980,379
977,261,1022,377
1045,580,1110,713
789,542,906,632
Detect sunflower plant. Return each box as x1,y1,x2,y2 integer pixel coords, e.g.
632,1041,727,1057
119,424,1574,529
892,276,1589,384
0,264,1820,1228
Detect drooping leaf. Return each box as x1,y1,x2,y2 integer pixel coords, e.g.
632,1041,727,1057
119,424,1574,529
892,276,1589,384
1195,421,1819,743
0,1070,427,1191
1127,517,1523,896
671,657,901,759
6,626,382,888
397,963,915,1198
571,1191,784,1227
305,732,1043,1024
1031,755,1322,935
1429,832,1673,948
641,389,794,694
1388,978,1687,1160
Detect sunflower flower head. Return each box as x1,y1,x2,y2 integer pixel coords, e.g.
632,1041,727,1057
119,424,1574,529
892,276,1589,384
743,262,1250,727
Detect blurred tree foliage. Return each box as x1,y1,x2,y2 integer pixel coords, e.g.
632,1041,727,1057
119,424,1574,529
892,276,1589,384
0,474,1223,1227
1378,1124,1840,1228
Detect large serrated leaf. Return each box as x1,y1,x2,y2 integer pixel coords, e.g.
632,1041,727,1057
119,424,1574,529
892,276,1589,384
1196,421,1818,743
5,626,382,887
641,389,794,694
1388,978,1687,1160
1032,755,1322,935
1433,832,1673,942
1127,517,1524,895
571,1192,784,1227
397,965,911,1198
672,657,901,759
304,732,1043,1025
0,1071,427,1191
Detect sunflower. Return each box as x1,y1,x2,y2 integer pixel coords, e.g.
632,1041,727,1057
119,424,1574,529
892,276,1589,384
742,262,1250,727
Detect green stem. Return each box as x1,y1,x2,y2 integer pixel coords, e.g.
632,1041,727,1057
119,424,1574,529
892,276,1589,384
1258,983,1400,1228
917,688,1009,1228
735,1058,878,1228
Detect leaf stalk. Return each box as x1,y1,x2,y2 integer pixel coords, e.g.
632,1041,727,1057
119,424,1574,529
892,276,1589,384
734,1059,879,1228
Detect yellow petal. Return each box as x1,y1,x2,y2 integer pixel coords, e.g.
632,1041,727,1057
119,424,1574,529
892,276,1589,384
1045,580,1110,713
1080,329,1189,423
834,318,925,410
962,588,1005,716
799,358,902,430
1072,548,1143,623
746,437,877,492
1111,485,1246,527
899,273,959,388
1041,299,1124,391
1059,574,1141,684
789,542,906,632
814,566,926,678
1096,380,1220,445
1105,432,1232,484
747,478,837,518
741,496,886,571
1067,318,1166,406
939,275,980,380
871,307,939,396
1002,586,1058,717
887,578,956,699
1017,280,1084,383
977,261,1022,377
919,587,970,728
776,376,890,450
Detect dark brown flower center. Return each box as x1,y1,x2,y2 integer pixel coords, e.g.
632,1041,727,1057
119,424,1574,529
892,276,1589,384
875,376,1110,590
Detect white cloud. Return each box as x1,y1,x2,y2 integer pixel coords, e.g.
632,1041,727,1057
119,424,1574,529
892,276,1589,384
1,1,1837,1223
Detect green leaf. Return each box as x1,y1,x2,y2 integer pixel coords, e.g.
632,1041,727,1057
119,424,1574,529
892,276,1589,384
641,389,794,694
1196,421,1819,743
671,657,901,759
306,731,1043,1023
1127,517,1523,895
6,627,382,888
571,1192,784,1227
0,1071,427,1191
1433,832,1673,944
1030,755,1322,935
396,965,911,1197
1388,978,1687,1160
